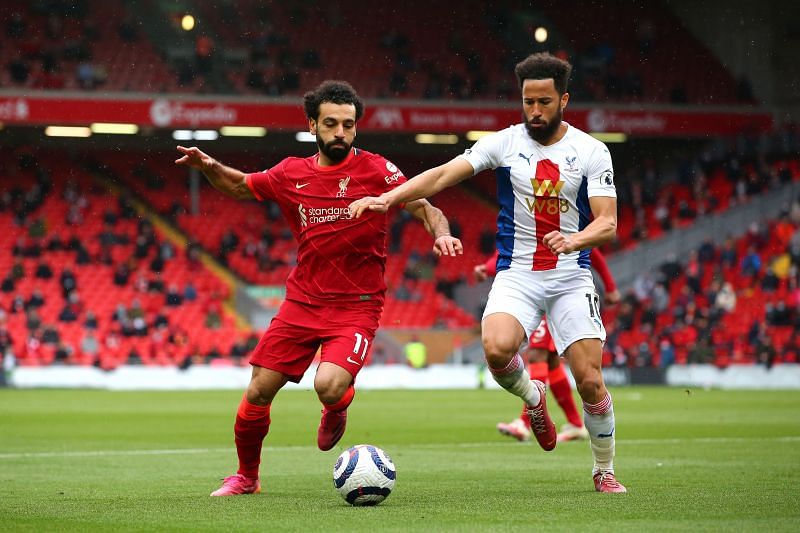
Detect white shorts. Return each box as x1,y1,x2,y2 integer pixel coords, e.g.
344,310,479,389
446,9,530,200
482,267,606,355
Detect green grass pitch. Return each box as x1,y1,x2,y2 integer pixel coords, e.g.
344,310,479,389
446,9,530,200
1,386,799,531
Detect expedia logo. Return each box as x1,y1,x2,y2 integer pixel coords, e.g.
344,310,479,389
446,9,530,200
531,178,564,197
368,108,404,128
149,99,237,127
0,98,29,120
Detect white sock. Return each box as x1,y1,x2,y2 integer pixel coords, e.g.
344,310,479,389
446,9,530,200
583,392,615,473
488,353,541,406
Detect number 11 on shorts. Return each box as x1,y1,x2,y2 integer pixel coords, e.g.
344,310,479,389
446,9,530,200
348,332,369,365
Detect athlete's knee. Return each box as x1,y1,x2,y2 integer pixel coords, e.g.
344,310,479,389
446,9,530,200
246,380,275,405
482,334,518,368
314,367,352,405
315,379,349,405
574,369,605,402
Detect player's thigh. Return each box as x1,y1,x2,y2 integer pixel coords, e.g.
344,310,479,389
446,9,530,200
250,302,322,383
483,269,543,345
546,275,605,355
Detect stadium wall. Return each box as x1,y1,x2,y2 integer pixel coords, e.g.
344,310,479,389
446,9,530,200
7,364,800,390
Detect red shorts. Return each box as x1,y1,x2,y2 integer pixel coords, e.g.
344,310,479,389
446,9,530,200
249,298,383,383
528,317,556,353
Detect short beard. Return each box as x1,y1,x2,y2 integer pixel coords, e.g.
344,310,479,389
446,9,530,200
524,107,562,144
317,134,351,163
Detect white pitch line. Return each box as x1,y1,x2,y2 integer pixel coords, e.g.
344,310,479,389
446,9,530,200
1,436,798,460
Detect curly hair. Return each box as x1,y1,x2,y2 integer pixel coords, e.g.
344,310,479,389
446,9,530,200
302,80,365,121
514,53,572,95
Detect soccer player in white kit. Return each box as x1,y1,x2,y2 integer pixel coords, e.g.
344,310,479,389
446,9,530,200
350,52,626,493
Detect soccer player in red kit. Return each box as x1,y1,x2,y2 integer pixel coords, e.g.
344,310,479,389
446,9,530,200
475,248,620,443
175,80,463,496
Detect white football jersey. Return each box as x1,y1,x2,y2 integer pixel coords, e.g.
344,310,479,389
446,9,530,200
459,122,616,272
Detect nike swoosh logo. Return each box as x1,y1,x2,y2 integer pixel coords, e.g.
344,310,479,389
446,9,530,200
598,428,615,438
295,183,310,189
346,357,362,366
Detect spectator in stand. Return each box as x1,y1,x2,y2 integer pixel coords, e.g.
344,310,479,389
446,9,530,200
113,263,130,286
719,237,738,268
26,289,45,310
80,331,100,361
159,240,175,262
205,305,222,330
0,276,14,294
26,309,42,331
10,295,24,314
685,251,702,294
658,337,675,368
766,301,792,327
11,260,24,281
46,233,64,251
58,292,82,323
126,347,144,365
148,273,165,293
41,324,60,346
35,260,53,279
755,332,777,368
75,242,91,264
404,335,427,369
132,317,148,337
128,299,145,320
688,338,714,364
133,272,148,293
651,282,670,314
183,281,198,302
60,267,77,298
230,337,249,360
84,310,98,330
153,312,169,329
165,284,183,306
111,303,128,323
54,342,73,364
740,246,762,278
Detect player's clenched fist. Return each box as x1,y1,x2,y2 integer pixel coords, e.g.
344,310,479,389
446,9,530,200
349,195,389,218
543,230,576,255
175,145,216,171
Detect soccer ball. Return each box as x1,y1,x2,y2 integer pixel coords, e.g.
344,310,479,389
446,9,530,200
332,444,396,506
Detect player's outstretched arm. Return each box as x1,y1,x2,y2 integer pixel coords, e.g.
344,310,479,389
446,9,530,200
404,199,463,257
349,158,474,218
175,145,254,200
543,196,617,254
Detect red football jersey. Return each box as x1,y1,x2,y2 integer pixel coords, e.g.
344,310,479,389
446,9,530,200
245,148,407,305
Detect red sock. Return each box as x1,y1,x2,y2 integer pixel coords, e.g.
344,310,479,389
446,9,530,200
323,384,355,412
234,394,271,479
528,361,548,384
548,363,583,428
